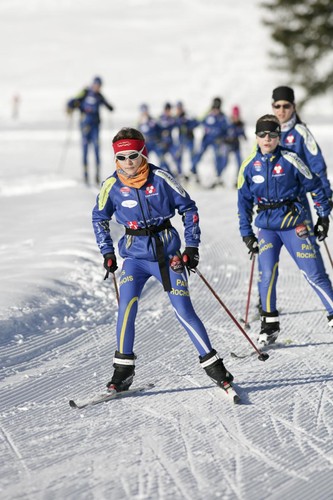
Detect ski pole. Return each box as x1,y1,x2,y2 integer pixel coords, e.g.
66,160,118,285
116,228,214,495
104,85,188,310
194,267,269,361
112,273,120,305
241,254,256,329
323,240,333,270
103,257,120,304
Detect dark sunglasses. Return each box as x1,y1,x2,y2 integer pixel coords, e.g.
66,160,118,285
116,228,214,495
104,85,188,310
273,103,292,110
256,131,280,139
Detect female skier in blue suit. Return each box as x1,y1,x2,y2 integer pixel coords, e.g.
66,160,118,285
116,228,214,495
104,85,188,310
237,114,333,346
271,86,332,282
92,127,234,393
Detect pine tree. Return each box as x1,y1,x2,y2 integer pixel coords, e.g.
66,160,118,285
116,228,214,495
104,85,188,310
260,0,333,107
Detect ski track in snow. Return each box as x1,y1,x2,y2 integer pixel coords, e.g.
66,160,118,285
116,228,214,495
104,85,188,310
1,167,333,499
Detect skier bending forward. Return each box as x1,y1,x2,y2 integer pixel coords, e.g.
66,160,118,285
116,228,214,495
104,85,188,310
92,127,235,392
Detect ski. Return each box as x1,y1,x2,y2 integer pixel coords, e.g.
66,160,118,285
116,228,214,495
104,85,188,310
230,339,292,359
218,382,241,404
69,383,155,409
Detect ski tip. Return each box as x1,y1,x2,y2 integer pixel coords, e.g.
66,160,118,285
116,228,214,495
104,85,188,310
69,400,78,409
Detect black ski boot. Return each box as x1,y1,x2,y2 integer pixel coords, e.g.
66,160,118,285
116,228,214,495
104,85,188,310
199,349,234,386
328,314,333,328
258,311,280,346
106,351,136,392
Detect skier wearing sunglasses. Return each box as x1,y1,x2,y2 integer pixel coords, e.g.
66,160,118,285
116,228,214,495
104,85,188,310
92,127,237,398
237,115,333,346
271,85,332,284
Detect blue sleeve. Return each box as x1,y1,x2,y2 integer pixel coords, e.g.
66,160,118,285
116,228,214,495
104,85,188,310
92,178,117,255
156,171,201,247
295,124,332,199
237,155,257,237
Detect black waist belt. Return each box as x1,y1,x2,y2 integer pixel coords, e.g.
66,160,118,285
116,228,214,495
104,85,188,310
257,199,298,214
125,219,172,292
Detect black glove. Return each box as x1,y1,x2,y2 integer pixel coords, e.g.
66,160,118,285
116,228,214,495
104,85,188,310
243,235,259,256
329,198,333,209
181,247,199,270
314,216,329,241
103,253,118,278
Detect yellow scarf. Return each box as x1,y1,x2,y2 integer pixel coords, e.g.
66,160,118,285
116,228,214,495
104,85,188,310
116,159,149,189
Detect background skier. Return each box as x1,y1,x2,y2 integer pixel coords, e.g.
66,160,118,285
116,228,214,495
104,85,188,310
67,76,114,184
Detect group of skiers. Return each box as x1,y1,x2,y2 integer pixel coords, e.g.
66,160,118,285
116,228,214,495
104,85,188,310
66,77,247,188
88,83,333,399
137,97,247,187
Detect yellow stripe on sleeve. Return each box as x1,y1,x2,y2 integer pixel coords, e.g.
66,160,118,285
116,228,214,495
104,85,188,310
98,177,116,210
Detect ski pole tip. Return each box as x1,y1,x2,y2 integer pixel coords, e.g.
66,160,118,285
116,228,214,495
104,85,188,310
258,352,269,361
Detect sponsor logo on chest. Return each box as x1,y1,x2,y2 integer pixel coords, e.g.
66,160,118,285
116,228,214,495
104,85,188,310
120,187,131,197
285,134,296,145
272,164,285,177
145,184,158,197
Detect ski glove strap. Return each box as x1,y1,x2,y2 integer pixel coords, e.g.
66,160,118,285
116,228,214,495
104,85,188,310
314,216,329,241
182,246,199,270
103,253,118,280
243,236,259,256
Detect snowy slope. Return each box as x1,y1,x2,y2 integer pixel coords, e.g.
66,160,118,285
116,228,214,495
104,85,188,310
1,1,333,499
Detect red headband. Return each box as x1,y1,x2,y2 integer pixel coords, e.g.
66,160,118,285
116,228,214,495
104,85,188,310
113,139,148,158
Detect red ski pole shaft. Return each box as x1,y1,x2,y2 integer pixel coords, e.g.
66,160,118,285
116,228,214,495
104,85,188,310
194,267,268,361
244,254,256,325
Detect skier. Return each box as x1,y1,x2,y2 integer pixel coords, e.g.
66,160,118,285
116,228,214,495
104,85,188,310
174,101,199,181
224,106,247,187
92,127,236,395
271,85,333,282
192,97,229,187
237,114,333,346
67,76,114,184
137,103,162,163
156,102,178,174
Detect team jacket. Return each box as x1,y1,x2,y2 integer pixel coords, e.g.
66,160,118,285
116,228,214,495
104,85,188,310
280,114,332,199
92,165,201,260
237,145,331,237
67,87,114,126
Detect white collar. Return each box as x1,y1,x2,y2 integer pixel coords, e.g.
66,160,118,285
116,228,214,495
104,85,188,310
281,113,297,132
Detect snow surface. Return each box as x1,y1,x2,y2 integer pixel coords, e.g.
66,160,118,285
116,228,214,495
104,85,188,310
1,1,333,499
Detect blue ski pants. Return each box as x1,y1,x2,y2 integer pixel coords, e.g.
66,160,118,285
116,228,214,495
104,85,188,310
258,227,333,316
115,257,213,357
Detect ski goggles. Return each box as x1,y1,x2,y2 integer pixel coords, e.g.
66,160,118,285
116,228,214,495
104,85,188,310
256,131,280,139
272,103,292,110
115,147,145,162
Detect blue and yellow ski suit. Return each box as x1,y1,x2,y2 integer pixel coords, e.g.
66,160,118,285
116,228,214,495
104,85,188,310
92,165,213,356
237,145,333,316
280,114,332,280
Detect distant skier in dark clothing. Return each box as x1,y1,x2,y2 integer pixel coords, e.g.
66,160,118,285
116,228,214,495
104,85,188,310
92,126,237,398
137,103,163,162
192,97,229,186
225,106,247,186
156,102,178,174
67,76,114,184
174,101,199,181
